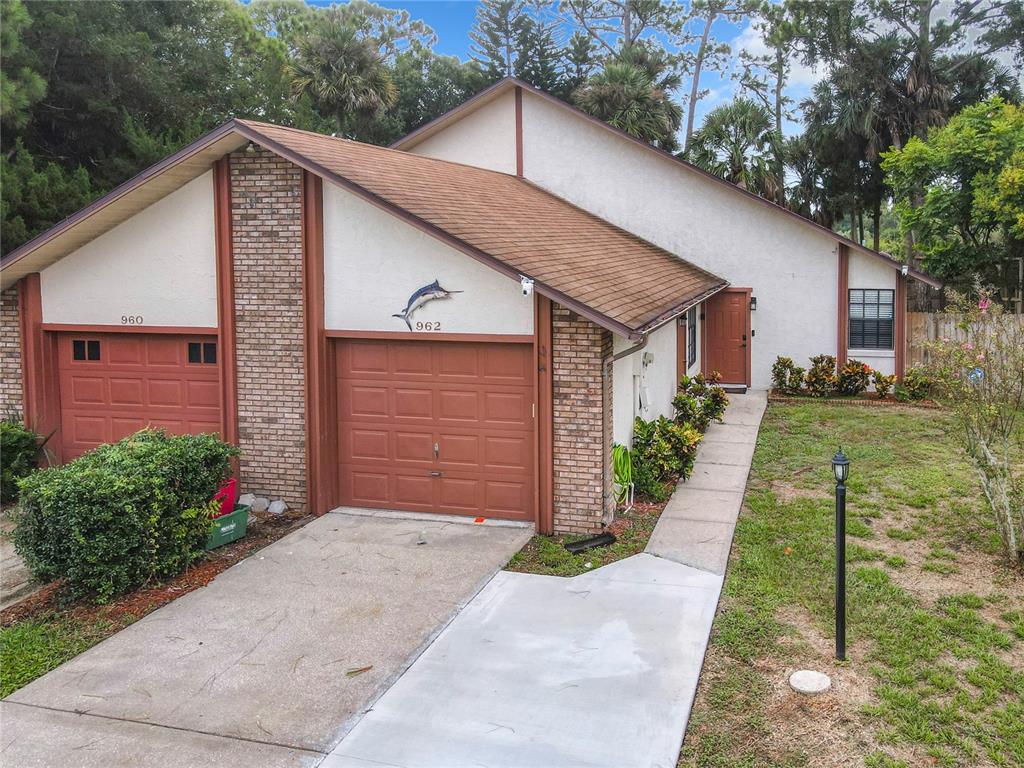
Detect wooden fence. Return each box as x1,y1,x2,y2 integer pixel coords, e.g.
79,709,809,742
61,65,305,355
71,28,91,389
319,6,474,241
907,312,1024,367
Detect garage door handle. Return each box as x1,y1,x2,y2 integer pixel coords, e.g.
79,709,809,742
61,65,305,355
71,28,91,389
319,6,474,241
430,471,443,477
433,442,440,458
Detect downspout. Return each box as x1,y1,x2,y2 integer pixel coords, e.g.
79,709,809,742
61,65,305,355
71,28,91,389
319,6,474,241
612,334,648,362
607,333,648,524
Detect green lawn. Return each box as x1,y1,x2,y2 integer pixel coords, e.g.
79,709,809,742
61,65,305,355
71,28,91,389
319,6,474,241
680,403,1023,768
0,618,118,697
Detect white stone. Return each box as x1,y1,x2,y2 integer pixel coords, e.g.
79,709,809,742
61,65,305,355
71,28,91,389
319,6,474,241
268,500,288,515
788,669,832,696
238,493,256,507
251,497,270,513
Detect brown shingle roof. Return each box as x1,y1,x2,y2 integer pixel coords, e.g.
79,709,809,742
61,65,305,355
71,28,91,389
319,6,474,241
237,120,727,337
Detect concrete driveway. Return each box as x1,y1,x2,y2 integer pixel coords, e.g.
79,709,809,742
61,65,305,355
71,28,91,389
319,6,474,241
1,510,530,767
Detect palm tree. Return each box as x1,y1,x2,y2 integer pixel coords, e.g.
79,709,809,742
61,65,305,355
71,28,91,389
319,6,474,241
289,17,397,139
573,45,683,152
686,98,782,200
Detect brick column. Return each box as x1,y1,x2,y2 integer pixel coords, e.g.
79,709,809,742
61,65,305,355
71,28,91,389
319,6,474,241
229,148,307,511
551,304,613,534
0,286,23,419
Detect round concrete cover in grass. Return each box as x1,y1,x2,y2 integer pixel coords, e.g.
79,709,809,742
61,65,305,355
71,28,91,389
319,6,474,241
788,670,832,695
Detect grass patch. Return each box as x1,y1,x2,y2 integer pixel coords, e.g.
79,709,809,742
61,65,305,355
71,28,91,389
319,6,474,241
679,403,1023,768
507,502,664,577
0,618,115,697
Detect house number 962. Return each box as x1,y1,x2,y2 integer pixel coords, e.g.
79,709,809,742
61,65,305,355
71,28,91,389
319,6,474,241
415,321,441,331
121,315,144,325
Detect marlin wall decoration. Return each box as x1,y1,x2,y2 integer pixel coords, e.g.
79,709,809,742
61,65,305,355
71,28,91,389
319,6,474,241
393,279,462,330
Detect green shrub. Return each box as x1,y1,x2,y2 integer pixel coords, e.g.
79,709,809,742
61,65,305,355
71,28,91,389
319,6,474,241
770,357,805,394
837,359,872,395
1,418,44,504
872,371,897,399
673,373,729,431
894,364,932,401
631,416,704,501
12,429,238,603
611,443,633,506
805,354,838,397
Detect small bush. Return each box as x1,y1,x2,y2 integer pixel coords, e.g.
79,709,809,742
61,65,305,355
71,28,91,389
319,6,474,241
837,359,872,395
805,354,838,397
872,371,897,399
631,416,703,501
1,419,44,504
894,364,932,401
770,357,804,394
12,430,238,603
673,373,729,431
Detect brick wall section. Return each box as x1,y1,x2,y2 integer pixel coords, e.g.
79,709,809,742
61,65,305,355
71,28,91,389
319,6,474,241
0,287,23,419
229,148,307,511
551,304,614,534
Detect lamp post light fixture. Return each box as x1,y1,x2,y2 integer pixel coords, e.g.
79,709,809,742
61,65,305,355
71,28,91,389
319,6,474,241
832,449,850,661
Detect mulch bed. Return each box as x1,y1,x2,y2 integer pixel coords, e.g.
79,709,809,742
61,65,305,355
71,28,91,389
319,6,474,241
0,510,312,629
767,390,941,409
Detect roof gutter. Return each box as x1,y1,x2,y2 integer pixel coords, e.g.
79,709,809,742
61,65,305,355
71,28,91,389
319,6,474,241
612,334,648,362
635,281,729,335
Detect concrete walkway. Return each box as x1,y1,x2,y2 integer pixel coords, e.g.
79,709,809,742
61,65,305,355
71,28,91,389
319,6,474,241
646,390,767,573
324,392,767,768
1,512,531,767
1,516,39,611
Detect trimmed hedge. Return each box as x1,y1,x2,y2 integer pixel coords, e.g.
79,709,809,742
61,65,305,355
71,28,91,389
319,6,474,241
12,430,238,603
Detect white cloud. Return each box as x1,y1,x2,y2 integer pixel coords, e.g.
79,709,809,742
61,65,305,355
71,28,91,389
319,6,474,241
731,22,824,87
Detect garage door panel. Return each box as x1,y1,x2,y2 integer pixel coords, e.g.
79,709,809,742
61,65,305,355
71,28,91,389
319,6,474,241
437,345,479,378
346,470,391,505
58,333,221,461
345,428,390,462
485,480,531,515
481,347,531,381
484,435,530,471
438,478,480,511
437,389,479,421
148,379,185,407
343,384,389,418
68,376,106,405
109,378,145,406
336,338,534,521
483,391,531,427
393,388,434,420
394,431,434,463
438,433,480,467
391,344,434,376
187,380,220,409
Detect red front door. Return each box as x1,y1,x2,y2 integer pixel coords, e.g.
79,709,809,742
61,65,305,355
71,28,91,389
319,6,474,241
704,290,750,385
57,333,222,461
335,338,535,521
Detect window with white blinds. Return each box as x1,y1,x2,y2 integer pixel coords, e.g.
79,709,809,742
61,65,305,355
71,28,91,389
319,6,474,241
848,289,894,349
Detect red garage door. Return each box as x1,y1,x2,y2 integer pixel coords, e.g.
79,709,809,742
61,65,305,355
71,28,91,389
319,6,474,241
58,333,222,461
336,338,534,521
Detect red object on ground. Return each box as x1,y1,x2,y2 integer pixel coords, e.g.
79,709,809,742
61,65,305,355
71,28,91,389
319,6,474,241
211,478,237,519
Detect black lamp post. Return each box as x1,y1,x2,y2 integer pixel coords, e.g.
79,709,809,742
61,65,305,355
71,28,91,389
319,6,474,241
832,449,850,661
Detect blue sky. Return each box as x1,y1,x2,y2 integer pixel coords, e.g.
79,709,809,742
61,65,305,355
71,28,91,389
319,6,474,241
342,1,822,135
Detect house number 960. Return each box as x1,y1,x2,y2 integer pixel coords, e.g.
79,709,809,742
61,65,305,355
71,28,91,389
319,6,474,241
121,315,144,325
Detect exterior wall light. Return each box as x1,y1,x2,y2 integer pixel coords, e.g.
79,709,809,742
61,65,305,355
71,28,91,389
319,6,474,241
750,296,757,311
832,448,850,660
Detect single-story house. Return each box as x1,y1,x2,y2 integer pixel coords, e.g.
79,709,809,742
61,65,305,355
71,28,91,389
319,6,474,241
0,78,938,535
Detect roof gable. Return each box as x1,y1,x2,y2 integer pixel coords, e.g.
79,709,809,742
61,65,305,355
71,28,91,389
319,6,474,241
393,78,941,289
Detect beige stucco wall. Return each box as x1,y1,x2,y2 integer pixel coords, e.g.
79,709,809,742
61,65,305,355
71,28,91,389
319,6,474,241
322,181,534,335
40,171,217,327
612,318,679,445
519,92,851,389
408,90,518,175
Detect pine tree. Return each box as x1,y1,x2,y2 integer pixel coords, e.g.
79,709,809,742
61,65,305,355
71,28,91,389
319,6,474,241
469,0,523,82
514,14,563,93
561,31,597,97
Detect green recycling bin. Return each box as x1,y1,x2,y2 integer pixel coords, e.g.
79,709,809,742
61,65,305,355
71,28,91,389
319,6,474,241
205,504,251,551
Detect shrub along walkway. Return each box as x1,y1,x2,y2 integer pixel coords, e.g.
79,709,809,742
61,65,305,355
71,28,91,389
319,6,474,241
0,512,530,767
321,393,767,768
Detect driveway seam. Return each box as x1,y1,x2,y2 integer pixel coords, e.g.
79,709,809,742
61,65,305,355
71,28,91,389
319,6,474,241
1,700,327,756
